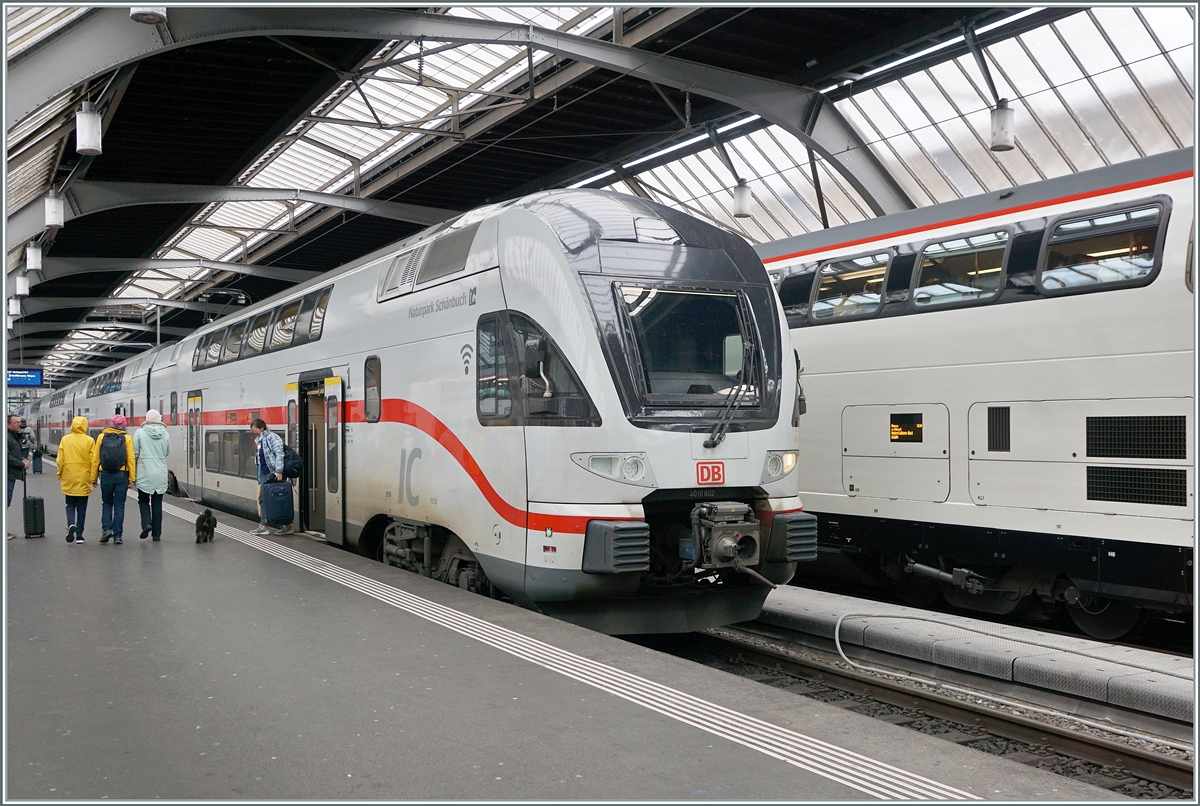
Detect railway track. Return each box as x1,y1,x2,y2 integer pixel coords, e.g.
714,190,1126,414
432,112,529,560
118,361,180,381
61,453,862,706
634,627,1194,798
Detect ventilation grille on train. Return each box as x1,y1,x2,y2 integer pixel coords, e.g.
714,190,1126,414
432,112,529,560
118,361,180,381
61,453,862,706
783,513,818,563
1086,415,1186,459
582,521,650,574
398,245,428,288
1086,466,1188,507
987,406,1011,452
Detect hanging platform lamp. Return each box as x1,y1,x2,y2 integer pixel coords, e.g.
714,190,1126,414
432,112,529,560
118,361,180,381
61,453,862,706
76,101,103,155
990,99,1015,152
733,178,752,219
45,189,65,229
8,297,22,317
129,7,167,24
25,244,42,272
14,273,31,298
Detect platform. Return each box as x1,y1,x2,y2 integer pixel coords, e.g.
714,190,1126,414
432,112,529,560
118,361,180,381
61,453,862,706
5,468,1120,800
759,586,1194,723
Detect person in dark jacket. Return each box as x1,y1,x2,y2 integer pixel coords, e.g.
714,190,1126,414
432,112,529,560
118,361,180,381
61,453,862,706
7,414,30,540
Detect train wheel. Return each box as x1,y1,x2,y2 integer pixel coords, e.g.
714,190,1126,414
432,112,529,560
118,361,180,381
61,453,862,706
1067,598,1150,641
893,573,941,608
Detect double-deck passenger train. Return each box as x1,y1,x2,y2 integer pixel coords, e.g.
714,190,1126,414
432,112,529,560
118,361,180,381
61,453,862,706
761,147,1195,640
26,190,817,634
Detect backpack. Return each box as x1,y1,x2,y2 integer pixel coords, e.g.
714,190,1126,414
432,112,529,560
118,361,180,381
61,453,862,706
99,431,127,473
281,442,302,479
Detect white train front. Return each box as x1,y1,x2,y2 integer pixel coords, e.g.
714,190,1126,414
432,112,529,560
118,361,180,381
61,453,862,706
30,190,816,634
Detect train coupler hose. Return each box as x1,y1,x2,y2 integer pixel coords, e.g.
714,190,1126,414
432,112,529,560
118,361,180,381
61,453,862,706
734,563,777,589
905,559,985,594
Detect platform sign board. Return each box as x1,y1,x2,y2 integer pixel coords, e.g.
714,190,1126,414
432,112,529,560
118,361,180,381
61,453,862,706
6,368,44,388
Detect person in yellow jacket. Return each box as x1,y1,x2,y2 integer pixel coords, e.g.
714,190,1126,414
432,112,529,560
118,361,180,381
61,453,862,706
91,414,136,545
56,415,95,544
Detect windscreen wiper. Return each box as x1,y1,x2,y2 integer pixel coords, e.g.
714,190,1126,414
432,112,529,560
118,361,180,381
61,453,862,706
704,303,758,449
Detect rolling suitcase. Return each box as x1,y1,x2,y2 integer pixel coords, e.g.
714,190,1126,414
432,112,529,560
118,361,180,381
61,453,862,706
260,480,295,526
31,451,43,474
22,477,45,539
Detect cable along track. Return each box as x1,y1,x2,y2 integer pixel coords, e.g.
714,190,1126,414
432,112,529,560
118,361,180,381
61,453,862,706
685,627,1194,797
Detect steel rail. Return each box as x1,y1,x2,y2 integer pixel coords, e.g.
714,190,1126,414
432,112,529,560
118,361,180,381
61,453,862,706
701,628,1194,793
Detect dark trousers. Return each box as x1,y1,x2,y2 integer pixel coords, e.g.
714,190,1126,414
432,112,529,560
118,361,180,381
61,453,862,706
99,471,129,537
6,477,14,509
138,490,163,538
65,495,89,535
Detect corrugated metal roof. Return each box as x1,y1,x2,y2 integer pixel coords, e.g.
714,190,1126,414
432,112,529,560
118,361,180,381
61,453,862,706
5,6,89,60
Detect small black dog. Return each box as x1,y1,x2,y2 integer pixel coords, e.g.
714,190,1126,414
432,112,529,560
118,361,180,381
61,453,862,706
195,509,217,543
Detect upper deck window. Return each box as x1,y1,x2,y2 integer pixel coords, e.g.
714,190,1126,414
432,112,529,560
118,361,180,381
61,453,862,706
913,230,1009,308
811,252,889,321
1040,204,1163,292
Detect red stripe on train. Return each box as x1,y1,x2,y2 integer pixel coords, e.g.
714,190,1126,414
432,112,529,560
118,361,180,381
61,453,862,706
763,169,1196,265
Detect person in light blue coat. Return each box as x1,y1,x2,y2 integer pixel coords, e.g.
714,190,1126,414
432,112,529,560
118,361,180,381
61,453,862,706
133,409,171,541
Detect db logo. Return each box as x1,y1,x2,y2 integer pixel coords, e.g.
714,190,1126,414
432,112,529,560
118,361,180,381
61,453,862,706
697,461,725,486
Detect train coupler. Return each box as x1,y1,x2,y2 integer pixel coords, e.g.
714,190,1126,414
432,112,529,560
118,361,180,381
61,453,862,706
687,502,761,571
905,559,986,594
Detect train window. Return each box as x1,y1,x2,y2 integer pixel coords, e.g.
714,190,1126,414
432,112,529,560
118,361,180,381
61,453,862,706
221,431,240,476
240,431,258,479
1039,203,1164,293
288,400,298,448
170,392,178,426
193,335,210,370
309,288,332,341
205,432,220,473
416,223,480,285
777,264,818,325
508,313,600,426
364,356,381,423
204,329,225,367
222,321,247,363
243,312,273,358
811,252,889,321
326,395,339,494
617,286,754,402
477,316,513,421
292,293,318,347
913,230,1009,308
269,301,302,351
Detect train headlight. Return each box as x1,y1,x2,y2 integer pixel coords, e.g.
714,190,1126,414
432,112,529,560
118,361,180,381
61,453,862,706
622,456,645,481
761,450,798,483
573,452,656,488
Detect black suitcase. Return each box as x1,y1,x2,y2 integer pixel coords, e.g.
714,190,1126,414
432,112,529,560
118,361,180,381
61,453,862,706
31,452,43,474
260,480,294,526
23,478,45,539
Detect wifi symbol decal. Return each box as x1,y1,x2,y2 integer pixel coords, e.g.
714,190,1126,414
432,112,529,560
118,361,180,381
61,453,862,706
460,344,473,376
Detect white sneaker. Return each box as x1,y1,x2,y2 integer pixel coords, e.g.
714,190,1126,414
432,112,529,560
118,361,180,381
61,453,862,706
249,525,270,535
272,525,294,536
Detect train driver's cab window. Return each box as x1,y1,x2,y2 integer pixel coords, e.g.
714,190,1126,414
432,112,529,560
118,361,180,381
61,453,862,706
477,316,513,421
1040,204,1163,292
811,252,889,321
776,264,818,325
618,286,758,404
508,313,599,424
913,230,1009,307
242,311,273,358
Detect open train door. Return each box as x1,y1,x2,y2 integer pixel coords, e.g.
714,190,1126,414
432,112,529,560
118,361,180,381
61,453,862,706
285,381,301,528
322,375,346,546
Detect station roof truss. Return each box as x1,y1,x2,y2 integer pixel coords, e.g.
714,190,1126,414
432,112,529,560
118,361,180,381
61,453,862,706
4,5,1195,382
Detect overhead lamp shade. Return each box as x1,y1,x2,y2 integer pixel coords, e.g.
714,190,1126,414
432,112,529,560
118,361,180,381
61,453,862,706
733,179,752,219
25,244,42,271
45,190,65,228
990,99,1015,152
14,273,31,297
8,297,22,317
76,101,102,156
129,7,167,24
4,314,14,332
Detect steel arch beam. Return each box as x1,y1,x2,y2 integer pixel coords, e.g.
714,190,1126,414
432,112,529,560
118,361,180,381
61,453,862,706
7,8,911,217
10,257,313,287
9,320,192,338
20,297,232,315
7,181,458,252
